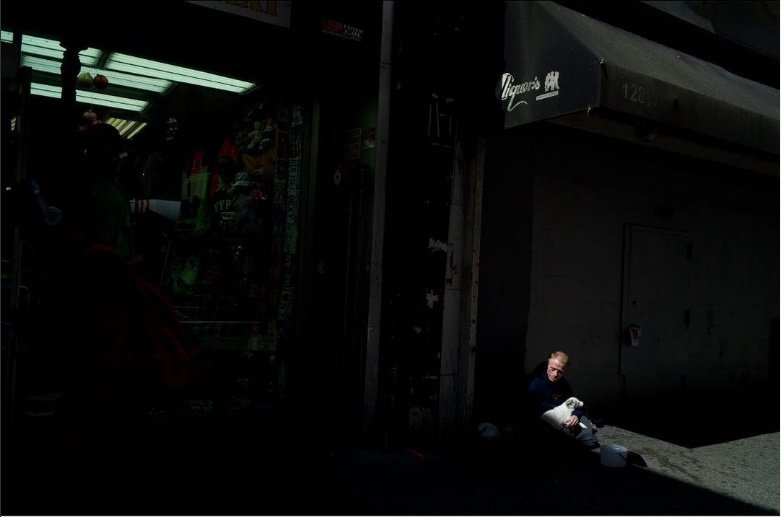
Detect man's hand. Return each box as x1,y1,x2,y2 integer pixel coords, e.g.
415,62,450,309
566,415,580,429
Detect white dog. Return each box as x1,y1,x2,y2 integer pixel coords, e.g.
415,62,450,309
541,396,588,429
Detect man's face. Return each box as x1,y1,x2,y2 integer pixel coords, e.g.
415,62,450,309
547,358,567,382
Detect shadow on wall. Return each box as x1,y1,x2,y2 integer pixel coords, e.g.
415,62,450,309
602,318,780,449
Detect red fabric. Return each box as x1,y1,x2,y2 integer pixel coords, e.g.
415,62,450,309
130,272,200,391
78,245,201,401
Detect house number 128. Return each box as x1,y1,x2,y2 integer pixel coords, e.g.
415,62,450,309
623,83,648,105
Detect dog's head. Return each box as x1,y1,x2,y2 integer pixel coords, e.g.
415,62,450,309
564,397,584,409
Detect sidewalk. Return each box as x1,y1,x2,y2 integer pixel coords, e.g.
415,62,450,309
3,407,778,515
597,424,779,513
298,426,779,515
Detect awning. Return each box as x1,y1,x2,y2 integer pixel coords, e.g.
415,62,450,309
497,1,780,156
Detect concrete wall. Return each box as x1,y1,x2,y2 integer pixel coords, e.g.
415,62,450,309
477,122,778,416
519,124,779,407
685,168,780,396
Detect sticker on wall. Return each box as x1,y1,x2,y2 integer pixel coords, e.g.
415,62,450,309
425,289,439,309
628,324,641,347
342,128,361,161
362,128,375,150
428,238,447,253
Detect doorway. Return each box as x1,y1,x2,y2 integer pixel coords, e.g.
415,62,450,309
620,225,692,402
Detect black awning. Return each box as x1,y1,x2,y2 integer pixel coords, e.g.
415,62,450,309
497,1,780,155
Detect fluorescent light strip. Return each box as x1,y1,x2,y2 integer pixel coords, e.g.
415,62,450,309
125,123,147,140
22,55,172,93
77,90,148,111
30,82,148,112
29,83,62,99
1,31,13,44
9,32,251,94
95,69,172,93
20,34,101,66
105,52,255,93
118,120,133,133
107,118,130,133
19,55,61,74
105,117,148,139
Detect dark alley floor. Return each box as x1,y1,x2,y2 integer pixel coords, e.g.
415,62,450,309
2,395,779,516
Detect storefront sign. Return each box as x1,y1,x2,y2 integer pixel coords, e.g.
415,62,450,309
498,70,561,113
190,1,291,28
499,1,779,154
322,18,364,42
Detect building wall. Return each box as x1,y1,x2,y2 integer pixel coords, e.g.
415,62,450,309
477,121,778,415
520,123,779,407
381,1,506,439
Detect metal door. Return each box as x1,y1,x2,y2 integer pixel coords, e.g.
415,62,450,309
620,225,692,401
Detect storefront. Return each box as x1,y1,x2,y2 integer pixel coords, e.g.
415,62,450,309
1,1,384,439
475,1,779,425
4,0,777,447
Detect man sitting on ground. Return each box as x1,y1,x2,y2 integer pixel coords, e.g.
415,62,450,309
527,350,600,450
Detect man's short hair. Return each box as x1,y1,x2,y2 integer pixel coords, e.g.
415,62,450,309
549,350,569,366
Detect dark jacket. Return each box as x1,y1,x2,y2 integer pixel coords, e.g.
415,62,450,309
527,369,585,419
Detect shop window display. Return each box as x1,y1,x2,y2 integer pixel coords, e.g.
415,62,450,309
3,49,304,423
135,99,305,408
